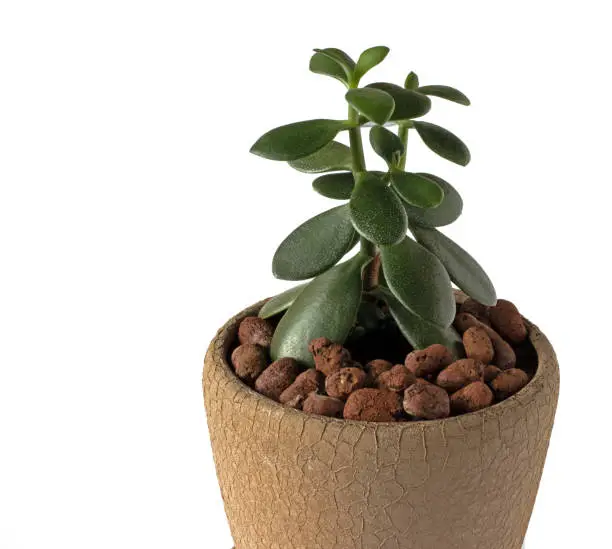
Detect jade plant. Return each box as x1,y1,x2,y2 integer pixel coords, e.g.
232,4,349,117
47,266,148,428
250,46,496,366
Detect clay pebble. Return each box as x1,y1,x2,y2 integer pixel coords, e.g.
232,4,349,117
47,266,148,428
403,380,450,420
405,344,453,377
302,393,345,418
325,367,367,400
255,357,300,401
459,298,491,325
450,381,494,414
231,344,268,383
364,359,393,385
279,369,323,405
483,364,502,383
376,365,416,393
454,312,516,370
238,316,274,348
343,388,402,422
489,299,528,345
309,337,353,376
490,368,530,400
436,358,484,393
463,326,495,364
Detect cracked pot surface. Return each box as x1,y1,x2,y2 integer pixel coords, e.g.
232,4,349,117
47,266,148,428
203,298,559,549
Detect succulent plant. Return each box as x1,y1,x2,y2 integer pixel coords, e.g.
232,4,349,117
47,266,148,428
251,46,496,366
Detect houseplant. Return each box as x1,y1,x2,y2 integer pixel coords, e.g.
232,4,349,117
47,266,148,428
203,46,559,549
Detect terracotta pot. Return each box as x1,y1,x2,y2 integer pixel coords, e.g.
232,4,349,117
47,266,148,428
203,299,559,549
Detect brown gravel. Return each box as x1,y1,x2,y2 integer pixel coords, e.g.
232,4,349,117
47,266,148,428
325,367,367,400
483,365,502,383
463,326,495,364
255,357,300,401
490,368,530,400
454,313,517,370
238,316,275,347
436,359,484,393
364,359,393,384
279,369,323,405
309,337,353,376
405,344,453,377
231,344,268,383
302,393,345,418
343,388,402,422
403,380,450,420
376,365,416,393
459,298,491,325
450,381,494,414
489,300,528,345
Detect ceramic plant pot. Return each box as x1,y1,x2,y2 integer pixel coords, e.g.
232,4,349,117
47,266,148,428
203,299,559,549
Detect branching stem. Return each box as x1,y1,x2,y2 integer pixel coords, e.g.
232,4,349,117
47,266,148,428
348,104,379,291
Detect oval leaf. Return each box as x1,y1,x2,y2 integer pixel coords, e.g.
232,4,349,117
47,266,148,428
312,172,355,200
417,85,470,106
350,173,407,246
369,126,404,165
314,48,356,80
403,173,463,227
380,236,455,327
409,224,497,306
391,170,444,209
375,286,464,359
367,82,431,120
270,254,368,365
259,283,308,319
354,46,390,81
250,119,346,161
288,141,352,173
404,71,419,90
345,88,395,125
309,52,349,86
273,205,357,280
413,121,471,166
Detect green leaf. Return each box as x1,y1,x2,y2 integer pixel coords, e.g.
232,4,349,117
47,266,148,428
288,141,352,173
413,121,471,166
273,204,358,281
374,286,463,359
417,85,470,106
345,88,395,125
409,224,497,306
404,71,419,90
309,52,349,86
270,254,369,365
250,119,347,161
367,82,431,120
350,172,407,246
313,48,356,81
380,236,455,327
403,173,463,227
312,172,355,200
259,283,308,319
354,46,390,81
390,170,444,209
369,126,404,165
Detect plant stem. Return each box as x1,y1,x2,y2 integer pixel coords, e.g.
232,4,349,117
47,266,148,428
347,104,378,291
347,106,366,173
397,123,409,170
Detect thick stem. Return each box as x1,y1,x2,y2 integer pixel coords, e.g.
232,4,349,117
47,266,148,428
397,123,409,170
347,106,366,173
347,105,379,291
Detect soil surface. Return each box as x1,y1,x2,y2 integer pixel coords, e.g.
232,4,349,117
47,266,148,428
230,295,537,421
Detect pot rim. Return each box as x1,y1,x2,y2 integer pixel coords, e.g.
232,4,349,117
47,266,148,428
204,296,559,430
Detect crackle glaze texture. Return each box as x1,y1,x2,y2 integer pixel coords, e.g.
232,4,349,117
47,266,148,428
203,300,559,549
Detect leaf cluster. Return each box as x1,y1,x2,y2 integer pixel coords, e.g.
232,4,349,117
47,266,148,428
250,47,495,366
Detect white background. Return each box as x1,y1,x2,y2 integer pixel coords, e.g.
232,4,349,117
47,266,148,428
0,1,610,548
